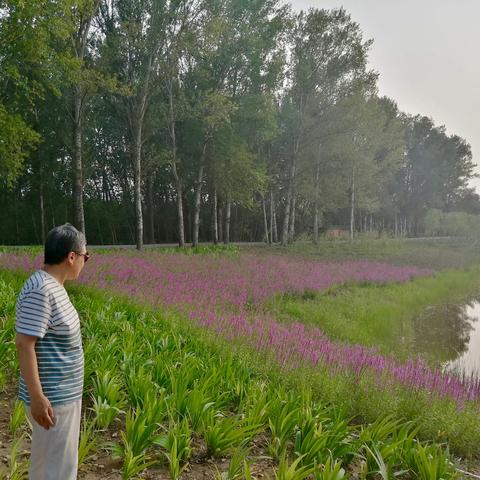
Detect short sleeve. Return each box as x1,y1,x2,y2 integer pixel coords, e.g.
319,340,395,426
15,288,52,339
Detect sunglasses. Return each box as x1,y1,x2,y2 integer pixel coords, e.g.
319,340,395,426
74,251,90,263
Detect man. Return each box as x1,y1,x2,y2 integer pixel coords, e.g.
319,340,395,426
15,224,89,480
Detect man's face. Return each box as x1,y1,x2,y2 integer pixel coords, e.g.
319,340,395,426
65,245,88,280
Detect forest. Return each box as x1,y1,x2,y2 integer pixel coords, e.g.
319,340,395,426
1,0,478,247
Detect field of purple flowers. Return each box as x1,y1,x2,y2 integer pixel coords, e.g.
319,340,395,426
3,249,480,407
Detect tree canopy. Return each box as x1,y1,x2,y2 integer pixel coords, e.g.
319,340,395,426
0,1,477,245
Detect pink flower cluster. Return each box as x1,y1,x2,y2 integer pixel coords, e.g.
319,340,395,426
78,251,431,311
2,250,478,403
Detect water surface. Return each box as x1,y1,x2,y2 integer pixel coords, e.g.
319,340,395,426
414,299,480,379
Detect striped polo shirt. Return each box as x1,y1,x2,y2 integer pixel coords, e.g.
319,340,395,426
15,270,84,406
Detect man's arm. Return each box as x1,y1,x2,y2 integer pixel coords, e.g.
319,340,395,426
15,333,55,430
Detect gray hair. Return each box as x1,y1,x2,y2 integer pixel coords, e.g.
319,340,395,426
44,224,86,265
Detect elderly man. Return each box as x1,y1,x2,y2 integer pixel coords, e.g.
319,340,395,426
15,224,89,480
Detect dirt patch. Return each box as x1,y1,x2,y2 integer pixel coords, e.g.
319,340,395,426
2,384,479,479
0,386,276,479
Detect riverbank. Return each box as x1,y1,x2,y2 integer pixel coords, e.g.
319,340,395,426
269,266,480,363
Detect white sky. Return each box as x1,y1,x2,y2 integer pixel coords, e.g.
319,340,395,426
290,0,480,191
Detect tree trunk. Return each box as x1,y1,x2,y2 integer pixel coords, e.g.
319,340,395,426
313,156,321,244
282,126,303,246
147,176,155,244
192,143,207,247
272,198,278,243
350,167,355,240
175,179,185,247
39,171,46,244
187,207,192,244
218,201,224,243
133,123,143,250
73,84,85,235
269,190,274,244
168,79,185,247
212,187,218,245
70,2,102,237
281,158,296,246
193,170,204,247
224,197,231,244
288,195,296,243
262,195,269,243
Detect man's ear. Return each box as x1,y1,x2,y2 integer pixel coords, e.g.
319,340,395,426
66,252,76,264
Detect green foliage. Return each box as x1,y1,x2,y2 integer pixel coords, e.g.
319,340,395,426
120,441,156,480
0,0,477,245
0,0,73,187
0,268,472,477
411,444,458,480
273,265,480,362
115,408,161,459
425,209,480,240
9,400,26,437
156,418,192,479
0,314,16,377
111,407,162,478
184,384,215,431
203,414,261,458
78,415,98,467
313,457,347,480
293,410,354,468
215,446,252,480
320,94,405,217
91,370,126,428
0,104,40,186
267,397,300,460
6,434,29,480
274,453,315,480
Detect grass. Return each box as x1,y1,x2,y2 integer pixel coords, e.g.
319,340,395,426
269,266,480,363
273,237,480,270
0,267,479,473
2,239,480,476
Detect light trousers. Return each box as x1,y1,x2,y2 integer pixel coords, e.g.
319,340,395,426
27,399,82,480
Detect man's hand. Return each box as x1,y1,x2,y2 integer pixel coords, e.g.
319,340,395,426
30,393,55,430
16,333,56,430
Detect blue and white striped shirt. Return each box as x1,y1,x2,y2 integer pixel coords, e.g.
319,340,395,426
15,270,84,406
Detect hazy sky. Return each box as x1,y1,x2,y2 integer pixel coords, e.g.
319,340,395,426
291,0,480,191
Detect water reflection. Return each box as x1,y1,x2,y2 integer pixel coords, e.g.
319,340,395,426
414,300,480,379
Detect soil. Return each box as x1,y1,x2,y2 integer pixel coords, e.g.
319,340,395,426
0,384,277,480
1,384,479,479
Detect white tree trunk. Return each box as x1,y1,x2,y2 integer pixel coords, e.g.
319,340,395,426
218,201,224,243
313,158,321,244
269,190,274,244
133,124,143,250
262,195,269,243
192,164,204,247
73,84,85,235
350,167,355,240
212,187,218,244
168,79,185,247
39,176,46,244
224,197,231,244
282,159,296,246
288,195,296,243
